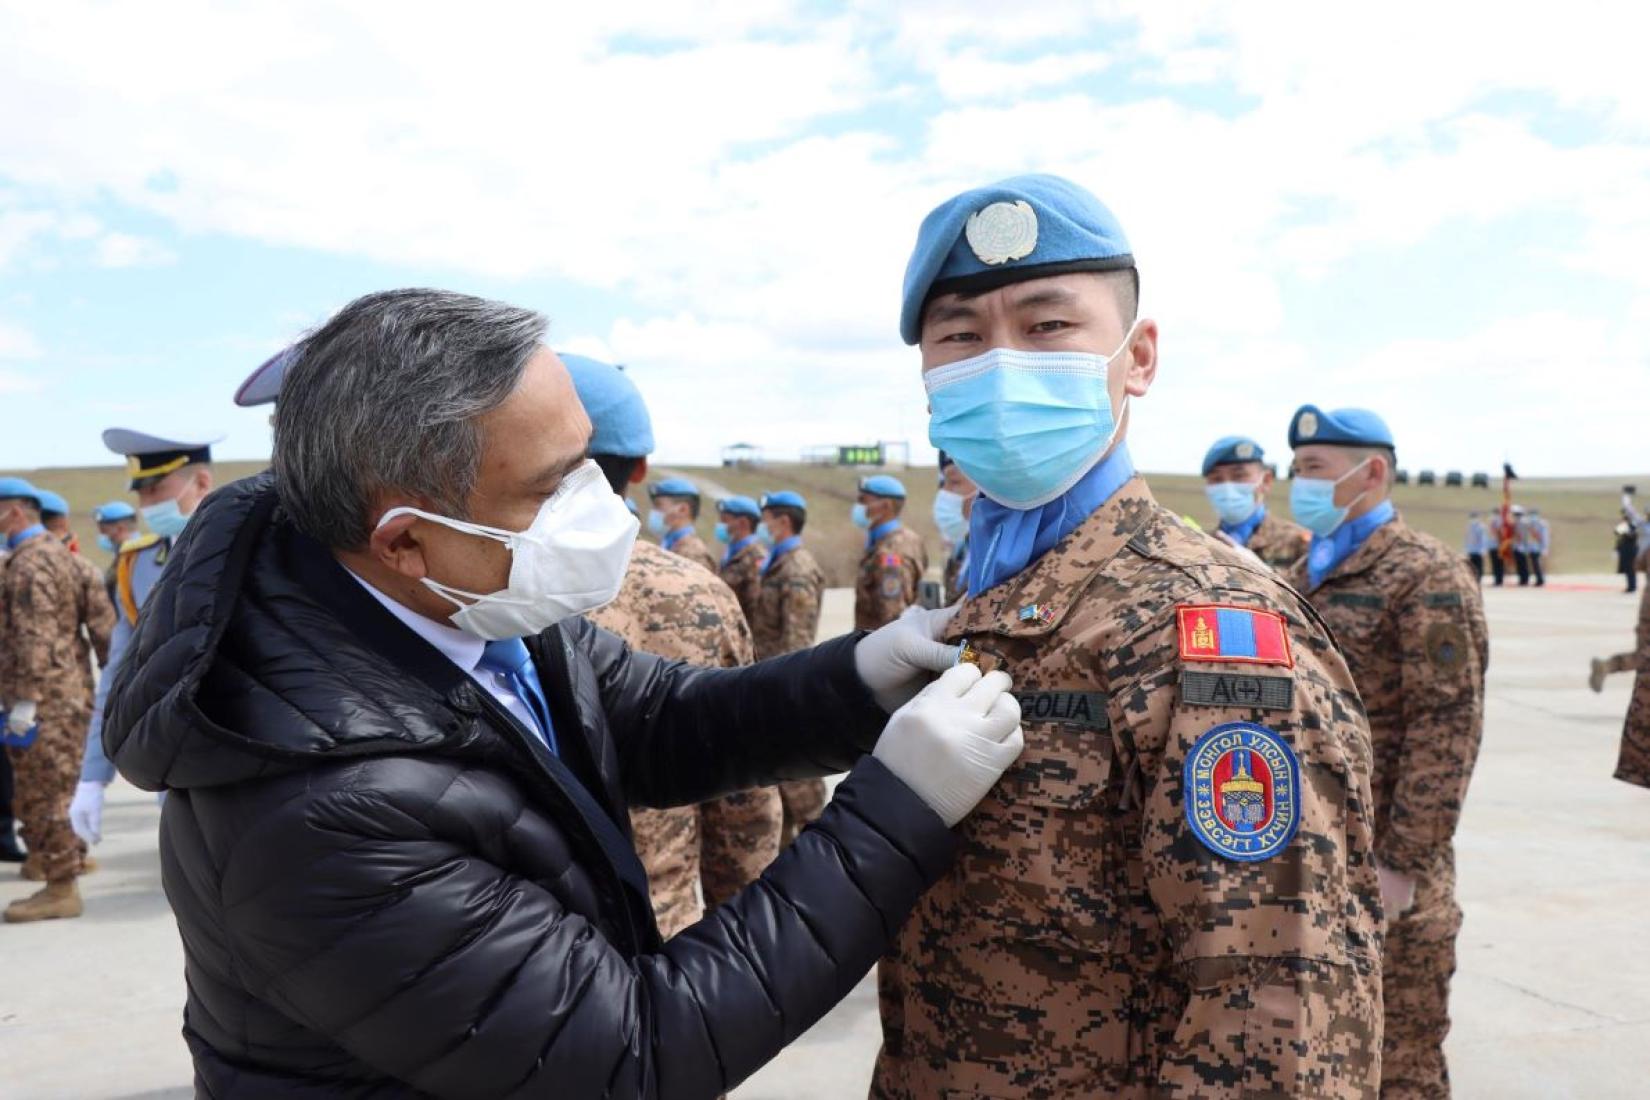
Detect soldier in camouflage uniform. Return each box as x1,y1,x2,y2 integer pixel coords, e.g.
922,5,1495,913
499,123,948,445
716,495,767,622
853,475,927,631
0,478,115,921
565,354,782,935
1589,566,1650,789
1283,404,1488,1100
874,175,1383,1098
647,477,720,574
752,490,829,844
933,452,977,605
1202,434,1311,570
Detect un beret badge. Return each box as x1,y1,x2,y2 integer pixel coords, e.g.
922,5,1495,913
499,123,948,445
1297,411,1318,439
1184,722,1301,862
966,200,1038,265
1235,442,1255,459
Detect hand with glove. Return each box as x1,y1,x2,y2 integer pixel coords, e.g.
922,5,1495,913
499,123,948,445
873,662,1024,827
70,781,107,845
854,604,962,712
7,700,37,735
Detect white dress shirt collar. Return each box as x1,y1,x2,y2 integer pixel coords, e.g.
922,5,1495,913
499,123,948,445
346,569,484,674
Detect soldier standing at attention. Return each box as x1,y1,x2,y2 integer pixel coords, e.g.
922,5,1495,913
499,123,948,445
66,431,218,850
1201,434,1311,569
716,495,766,622
1530,508,1550,587
933,452,977,604
646,477,719,574
564,354,782,932
1463,511,1489,584
1283,404,1488,1100
872,174,1383,1098
853,475,926,630
751,490,829,844
0,478,115,921
93,501,139,557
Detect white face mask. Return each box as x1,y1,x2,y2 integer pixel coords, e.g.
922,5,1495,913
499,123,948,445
377,460,639,641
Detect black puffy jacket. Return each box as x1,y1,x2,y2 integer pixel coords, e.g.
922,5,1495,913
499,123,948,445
105,475,956,1099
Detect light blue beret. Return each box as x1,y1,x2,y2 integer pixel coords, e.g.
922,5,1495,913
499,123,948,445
760,490,807,512
859,475,907,499
717,495,761,520
900,174,1134,345
34,489,69,517
649,478,699,499
1201,435,1266,476
95,501,137,522
560,352,654,458
1288,405,1394,449
0,477,40,505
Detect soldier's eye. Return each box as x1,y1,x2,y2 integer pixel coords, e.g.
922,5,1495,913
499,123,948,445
1031,320,1070,333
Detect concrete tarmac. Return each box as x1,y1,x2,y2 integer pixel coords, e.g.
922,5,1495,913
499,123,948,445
3,578,1647,1098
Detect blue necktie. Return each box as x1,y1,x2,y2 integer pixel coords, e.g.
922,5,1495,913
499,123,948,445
478,638,558,756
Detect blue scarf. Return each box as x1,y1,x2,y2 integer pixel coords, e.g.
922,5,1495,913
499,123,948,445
866,518,902,551
967,445,1136,596
762,535,802,576
662,526,692,552
1307,500,1396,589
1220,504,1267,548
6,523,45,551
722,533,761,568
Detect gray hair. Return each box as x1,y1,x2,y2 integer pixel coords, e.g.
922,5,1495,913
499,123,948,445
274,288,548,549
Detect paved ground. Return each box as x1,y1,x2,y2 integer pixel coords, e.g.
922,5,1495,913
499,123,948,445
3,579,1647,1098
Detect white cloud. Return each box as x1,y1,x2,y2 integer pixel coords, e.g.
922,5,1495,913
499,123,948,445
92,230,174,268
0,318,42,360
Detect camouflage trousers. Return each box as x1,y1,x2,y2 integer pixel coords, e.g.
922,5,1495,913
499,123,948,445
631,787,782,939
6,714,88,884
1382,850,1461,1100
699,787,782,909
776,778,827,846
1617,670,1650,789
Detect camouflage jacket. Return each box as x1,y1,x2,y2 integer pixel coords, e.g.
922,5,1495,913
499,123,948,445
718,538,767,625
665,528,720,576
854,525,927,631
586,540,766,938
1616,582,1650,788
751,544,825,660
0,533,116,720
1247,508,1311,570
1286,514,1488,875
873,477,1382,1099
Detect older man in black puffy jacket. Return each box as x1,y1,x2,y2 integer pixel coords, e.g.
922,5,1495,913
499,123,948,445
103,290,1024,1099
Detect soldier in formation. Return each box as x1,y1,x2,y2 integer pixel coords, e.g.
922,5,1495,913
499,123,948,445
1284,404,1489,1099
853,475,925,630
1200,434,1311,569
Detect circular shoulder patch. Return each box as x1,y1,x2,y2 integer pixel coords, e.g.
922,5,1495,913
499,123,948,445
1184,722,1301,862
965,200,1038,265
1425,621,1468,668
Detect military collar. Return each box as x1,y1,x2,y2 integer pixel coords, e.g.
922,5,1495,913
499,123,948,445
951,476,1157,639
1310,512,1405,589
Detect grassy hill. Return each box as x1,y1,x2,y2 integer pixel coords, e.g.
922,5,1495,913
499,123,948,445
5,459,1640,585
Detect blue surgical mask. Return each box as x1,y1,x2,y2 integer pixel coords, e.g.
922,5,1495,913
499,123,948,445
932,489,970,544
97,534,117,553
646,508,667,536
755,522,772,544
1289,459,1370,537
925,325,1138,511
714,521,730,543
1205,482,1260,527
850,503,871,529
141,498,190,540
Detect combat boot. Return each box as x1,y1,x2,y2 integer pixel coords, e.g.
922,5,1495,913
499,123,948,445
19,854,44,881
4,880,83,922
1590,657,1607,693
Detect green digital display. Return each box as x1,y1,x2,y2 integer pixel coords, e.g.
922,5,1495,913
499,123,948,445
838,445,885,466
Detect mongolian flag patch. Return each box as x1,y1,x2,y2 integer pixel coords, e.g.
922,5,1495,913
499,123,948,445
1176,604,1293,667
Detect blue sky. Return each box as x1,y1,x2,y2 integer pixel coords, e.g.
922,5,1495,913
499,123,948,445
2,1,1646,476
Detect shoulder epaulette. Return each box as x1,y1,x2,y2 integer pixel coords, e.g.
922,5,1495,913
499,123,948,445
118,533,162,556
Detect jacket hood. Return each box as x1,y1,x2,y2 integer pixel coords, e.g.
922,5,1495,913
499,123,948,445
105,473,473,792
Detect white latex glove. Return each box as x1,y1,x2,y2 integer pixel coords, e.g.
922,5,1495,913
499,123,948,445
873,662,1025,827
7,700,37,735
1212,530,1270,571
1377,865,1417,919
70,781,106,845
854,604,962,712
